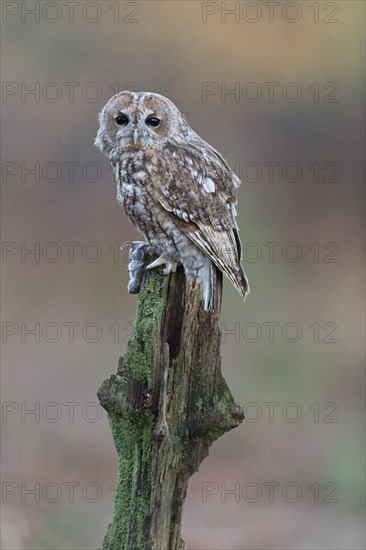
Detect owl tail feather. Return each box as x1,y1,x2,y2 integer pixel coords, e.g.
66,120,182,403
203,262,223,312
235,265,250,300
225,264,250,302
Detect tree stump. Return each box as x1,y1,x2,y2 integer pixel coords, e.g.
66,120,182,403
98,252,244,550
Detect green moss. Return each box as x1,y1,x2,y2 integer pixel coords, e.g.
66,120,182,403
213,390,232,411
122,269,168,386
103,268,167,550
196,397,204,411
104,411,155,549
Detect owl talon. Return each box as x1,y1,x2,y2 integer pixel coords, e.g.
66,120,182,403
146,255,175,275
162,262,177,275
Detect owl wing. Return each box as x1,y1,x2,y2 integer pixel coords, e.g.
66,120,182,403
145,139,249,298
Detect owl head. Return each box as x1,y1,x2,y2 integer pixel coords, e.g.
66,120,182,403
95,91,190,158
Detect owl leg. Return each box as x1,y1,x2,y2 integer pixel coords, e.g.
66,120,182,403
146,254,176,275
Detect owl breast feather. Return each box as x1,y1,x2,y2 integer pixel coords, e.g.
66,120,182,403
115,153,179,251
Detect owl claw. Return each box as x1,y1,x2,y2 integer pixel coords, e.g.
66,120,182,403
146,255,176,275
163,262,177,275
162,266,172,275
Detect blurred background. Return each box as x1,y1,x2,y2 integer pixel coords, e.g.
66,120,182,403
1,1,364,548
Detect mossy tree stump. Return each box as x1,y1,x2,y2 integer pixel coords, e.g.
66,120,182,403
98,257,244,550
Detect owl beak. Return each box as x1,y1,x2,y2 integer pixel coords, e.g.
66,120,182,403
133,129,139,145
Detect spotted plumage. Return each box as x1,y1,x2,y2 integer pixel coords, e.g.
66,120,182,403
95,91,249,309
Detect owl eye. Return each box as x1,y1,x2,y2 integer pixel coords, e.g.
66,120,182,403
146,116,160,127
115,114,129,125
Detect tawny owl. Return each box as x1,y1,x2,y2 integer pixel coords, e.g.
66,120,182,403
95,91,249,310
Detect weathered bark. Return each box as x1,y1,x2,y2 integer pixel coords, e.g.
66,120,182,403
98,259,244,550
